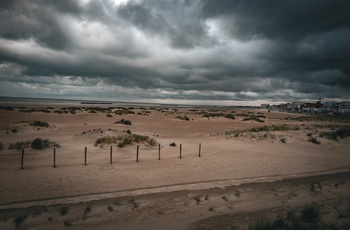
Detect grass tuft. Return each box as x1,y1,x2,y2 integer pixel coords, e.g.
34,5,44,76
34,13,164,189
12,214,28,227
309,137,321,144
63,219,73,226
84,205,92,216
60,207,69,216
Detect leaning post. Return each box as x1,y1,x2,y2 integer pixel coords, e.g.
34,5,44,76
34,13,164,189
20,149,24,169
53,147,56,168
136,145,139,162
84,147,87,166
198,143,201,157
180,144,182,159
110,146,113,164
158,144,161,160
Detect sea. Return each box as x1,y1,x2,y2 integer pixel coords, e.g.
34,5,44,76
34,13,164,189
0,96,203,108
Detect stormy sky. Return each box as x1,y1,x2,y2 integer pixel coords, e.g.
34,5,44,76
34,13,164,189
0,0,349,105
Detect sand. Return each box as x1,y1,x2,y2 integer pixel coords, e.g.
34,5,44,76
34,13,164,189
0,105,349,229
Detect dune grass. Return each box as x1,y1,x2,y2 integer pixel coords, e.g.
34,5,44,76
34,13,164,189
95,134,157,148
202,112,235,120
8,138,59,150
292,114,350,123
320,127,350,140
8,141,32,150
223,125,299,137
248,204,327,230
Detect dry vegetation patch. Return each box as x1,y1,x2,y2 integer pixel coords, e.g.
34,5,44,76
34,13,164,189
319,127,350,140
7,138,60,150
95,134,156,148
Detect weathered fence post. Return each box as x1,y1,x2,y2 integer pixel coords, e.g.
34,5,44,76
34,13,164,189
110,146,113,164
20,149,24,169
136,145,139,162
158,144,161,160
84,147,87,166
198,143,201,157
180,144,182,159
53,147,56,168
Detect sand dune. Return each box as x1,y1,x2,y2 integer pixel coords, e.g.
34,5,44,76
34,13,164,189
0,105,349,229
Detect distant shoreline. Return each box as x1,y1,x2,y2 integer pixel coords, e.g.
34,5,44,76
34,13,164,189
0,96,260,109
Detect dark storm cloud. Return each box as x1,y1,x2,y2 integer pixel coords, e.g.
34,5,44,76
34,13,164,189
0,0,349,104
117,0,215,49
200,0,350,41
200,0,350,89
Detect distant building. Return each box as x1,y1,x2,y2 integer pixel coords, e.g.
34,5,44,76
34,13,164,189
268,99,350,115
340,101,350,112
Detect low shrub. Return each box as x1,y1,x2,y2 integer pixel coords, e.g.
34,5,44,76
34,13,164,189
115,119,132,125
176,116,190,121
31,138,46,149
60,207,69,216
31,138,59,149
30,121,49,128
309,137,321,144
224,114,235,119
169,142,176,147
11,128,19,133
8,141,31,150
248,204,324,230
63,219,73,226
13,214,28,227
84,205,92,216
203,112,236,120
0,142,4,151
301,204,320,223
208,206,215,212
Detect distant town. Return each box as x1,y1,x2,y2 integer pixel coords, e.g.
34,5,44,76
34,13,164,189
261,99,350,115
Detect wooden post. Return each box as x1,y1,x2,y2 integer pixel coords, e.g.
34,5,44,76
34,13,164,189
180,144,182,159
158,144,161,160
110,146,113,164
84,147,87,166
198,143,201,157
136,145,139,162
53,147,56,168
20,149,24,169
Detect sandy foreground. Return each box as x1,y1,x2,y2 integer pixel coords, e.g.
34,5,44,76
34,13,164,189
0,105,349,229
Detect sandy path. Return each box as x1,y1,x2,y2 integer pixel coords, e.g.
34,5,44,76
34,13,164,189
1,171,349,230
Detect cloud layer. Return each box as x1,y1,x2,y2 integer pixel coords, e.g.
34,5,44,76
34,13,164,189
0,0,349,105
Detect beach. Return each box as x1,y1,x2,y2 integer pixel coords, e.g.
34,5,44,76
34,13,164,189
0,101,349,229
